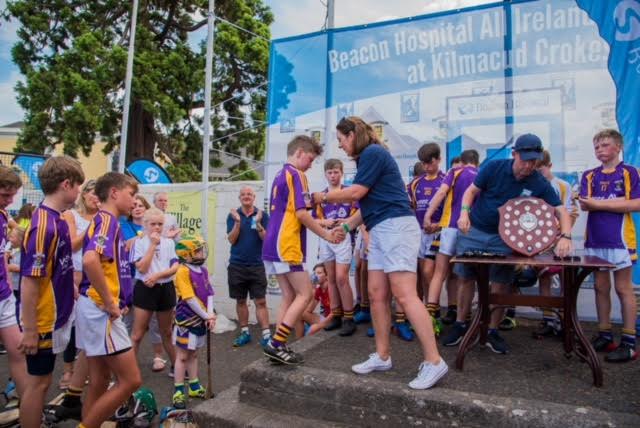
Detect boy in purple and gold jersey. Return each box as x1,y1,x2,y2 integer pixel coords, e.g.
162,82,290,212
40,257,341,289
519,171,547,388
76,172,141,428
262,135,344,365
315,159,359,336
19,156,84,428
579,129,640,362
423,149,479,335
408,144,445,307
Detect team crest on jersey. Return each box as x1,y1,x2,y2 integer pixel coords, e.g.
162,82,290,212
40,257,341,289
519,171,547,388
424,188,432,196
96,234,109,250
302,192,312,209
614,180,623,192
32,253,45,269
338,207,347,218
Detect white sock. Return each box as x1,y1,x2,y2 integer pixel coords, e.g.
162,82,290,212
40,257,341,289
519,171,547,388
241,326,249,333
262,328,271,338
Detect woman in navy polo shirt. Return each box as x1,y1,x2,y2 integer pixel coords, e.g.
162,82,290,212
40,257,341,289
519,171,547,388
312,116,447,390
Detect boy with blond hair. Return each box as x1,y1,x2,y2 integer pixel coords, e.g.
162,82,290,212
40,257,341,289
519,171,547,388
580,129,640,362
19,156,84,428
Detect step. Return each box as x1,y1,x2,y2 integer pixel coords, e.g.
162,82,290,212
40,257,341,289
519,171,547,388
192,385,350,428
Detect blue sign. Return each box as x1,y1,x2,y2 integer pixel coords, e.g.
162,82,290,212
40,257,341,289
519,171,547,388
12,155,46,190
127,159,172,184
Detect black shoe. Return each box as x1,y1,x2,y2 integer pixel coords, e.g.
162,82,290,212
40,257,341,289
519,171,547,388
324,316,342,331
263,342,304,365
605,343,637,363
339,319,356,336
442,308,457,325
591,335,616,352
44,403,82,423
0,344,6,355
486,331,509,354
532,322,557,339
441,323,467,347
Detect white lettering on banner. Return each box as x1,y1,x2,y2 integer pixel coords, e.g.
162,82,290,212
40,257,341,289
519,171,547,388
512,3,593,35
328,41,390,73
480,10,506,40
629,47,640,74
394,15,474,56
535,36,607,66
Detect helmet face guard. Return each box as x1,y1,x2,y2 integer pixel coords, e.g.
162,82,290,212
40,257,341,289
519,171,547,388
175,235,208,265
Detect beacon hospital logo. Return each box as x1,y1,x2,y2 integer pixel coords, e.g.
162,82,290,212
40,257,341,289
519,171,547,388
614,0,640,42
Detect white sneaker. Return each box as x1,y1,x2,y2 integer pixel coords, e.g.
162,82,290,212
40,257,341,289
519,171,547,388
408,359,448,390
351,353,392,374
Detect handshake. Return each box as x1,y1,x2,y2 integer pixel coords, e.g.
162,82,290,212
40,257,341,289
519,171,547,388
324,221,348,244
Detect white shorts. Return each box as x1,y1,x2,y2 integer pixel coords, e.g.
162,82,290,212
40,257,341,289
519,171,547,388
368,216,420,273
418,231,438,259
318,237,353,264
354,229,367,261
438,227,459,257
584,247,633,271
0,294,17,329
75,296,132,357
263,261,304,275
172,325,206,351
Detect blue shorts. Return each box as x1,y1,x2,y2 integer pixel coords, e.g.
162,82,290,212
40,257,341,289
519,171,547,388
453,226,515,285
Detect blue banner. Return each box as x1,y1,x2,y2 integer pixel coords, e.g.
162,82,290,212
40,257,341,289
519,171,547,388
12,155,46,190
127,159,172,184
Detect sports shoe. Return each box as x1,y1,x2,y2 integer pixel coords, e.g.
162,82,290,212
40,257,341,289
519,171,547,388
339,319,357,336
0,344,6,355
442,308,457,325
354,310,372,324
233,331,251,347
188,385,207,399
263,342,304,365
408,359,449,390
366,327,375,337
498,316,517,331
172,390,186,409
591,335,617,352
351,353,392,374
441,323,467,347
394,322,414,341
324,317,342,331
259,335,271,348
485,330,509,354
604,343,638,363
44,402,82,423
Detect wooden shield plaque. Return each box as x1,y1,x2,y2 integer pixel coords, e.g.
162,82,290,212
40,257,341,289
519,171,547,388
499,197,559,257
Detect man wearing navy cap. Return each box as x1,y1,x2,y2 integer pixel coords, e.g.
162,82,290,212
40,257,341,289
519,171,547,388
439,134,573,354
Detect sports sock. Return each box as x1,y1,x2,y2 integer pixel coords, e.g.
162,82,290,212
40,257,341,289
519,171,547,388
189,378,203,391
359,303,370,313
621,329,636,349
395,311,406,324
343,308,354,321
262,328,271,339
331,308,344,318
271,323,292,348
61,386,83,407
447,304,457,312
174,383,185,394
241,326,249,334
454,320,467,329
426,303,440,319
598,325,613,341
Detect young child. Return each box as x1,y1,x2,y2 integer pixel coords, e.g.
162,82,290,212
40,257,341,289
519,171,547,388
302,264,332,334
130,207,179,367
76,172,141,427
315,159,358,336
172,235,215,409
19,157,84,428
6,225,25,299
262,135,343,364
423,149,479,341
408,143,446,322
579,129,640,362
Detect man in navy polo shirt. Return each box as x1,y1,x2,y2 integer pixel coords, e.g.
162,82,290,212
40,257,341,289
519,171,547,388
227,186,271,348
441,134,573,354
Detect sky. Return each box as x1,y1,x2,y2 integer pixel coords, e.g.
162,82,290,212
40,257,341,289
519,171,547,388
0,0,493,126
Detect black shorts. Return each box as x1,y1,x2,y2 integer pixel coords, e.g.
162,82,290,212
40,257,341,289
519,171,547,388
26,347,56,376
133,280,176,312
228,264,268,300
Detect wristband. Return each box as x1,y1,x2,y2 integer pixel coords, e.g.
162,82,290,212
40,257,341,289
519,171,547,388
559,233,571,240
322,193,328,203
342,223,351,234
461,204,471,212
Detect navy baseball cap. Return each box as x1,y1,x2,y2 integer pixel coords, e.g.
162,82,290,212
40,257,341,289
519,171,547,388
513,134,543,161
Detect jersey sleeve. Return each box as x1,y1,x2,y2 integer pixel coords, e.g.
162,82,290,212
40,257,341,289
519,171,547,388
288,169,309,211
20,209,54,278
579,170,591,198
473,163,491,190
226,213,235,234
131,236,147,263
84,213,117,260
626,166,640,199
260,211,269,230
174,266,195,300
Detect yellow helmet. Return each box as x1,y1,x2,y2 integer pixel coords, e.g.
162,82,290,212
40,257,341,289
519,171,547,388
175,235,208,265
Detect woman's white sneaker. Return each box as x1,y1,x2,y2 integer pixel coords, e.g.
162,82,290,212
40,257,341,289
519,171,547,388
351,353,393,374
408,359,448,389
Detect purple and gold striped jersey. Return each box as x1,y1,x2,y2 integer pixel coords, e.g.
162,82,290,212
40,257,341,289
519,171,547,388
580,163,640,259
439,165,477,229
80,210,132,307
262,164,312,265
314,185,358,221
0,209,10,301
407,171,445,227
20,204,74,334
174,264,214,328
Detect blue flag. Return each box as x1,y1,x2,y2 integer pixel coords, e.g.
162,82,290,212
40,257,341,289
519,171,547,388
12,155,46,190
126,159,172,184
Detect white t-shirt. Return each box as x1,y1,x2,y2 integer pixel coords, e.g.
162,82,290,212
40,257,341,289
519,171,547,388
131,235,178,283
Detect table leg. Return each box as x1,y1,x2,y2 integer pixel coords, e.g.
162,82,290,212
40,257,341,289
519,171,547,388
561,269,573,357
455,265,488,370
567,267,603,387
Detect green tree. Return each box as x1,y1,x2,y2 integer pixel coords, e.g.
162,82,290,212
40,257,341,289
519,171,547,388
3,0,273,181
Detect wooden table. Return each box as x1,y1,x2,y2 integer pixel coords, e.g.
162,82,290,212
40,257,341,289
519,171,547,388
451,254,614,387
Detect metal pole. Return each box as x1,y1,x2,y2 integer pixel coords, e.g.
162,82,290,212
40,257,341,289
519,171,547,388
118,0,139,173
202,0,215,238
322,0,335,150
